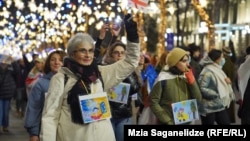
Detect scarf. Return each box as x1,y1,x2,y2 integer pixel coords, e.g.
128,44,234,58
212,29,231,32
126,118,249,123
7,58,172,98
64,57,102,124
206,63,235,108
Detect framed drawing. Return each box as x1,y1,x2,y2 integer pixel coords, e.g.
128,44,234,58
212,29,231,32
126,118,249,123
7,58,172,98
79,92,111,123
107,82,130,104
171,99,199,125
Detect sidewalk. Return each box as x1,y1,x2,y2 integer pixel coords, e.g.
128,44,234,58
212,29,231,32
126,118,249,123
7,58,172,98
0,100,29,141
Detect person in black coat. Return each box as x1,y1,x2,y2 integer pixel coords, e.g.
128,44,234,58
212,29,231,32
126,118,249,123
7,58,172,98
12,58,29,117
0,62,16,132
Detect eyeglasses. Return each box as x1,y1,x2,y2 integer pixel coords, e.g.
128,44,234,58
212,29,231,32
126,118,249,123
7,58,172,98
75,48,94,55
112,51,125,56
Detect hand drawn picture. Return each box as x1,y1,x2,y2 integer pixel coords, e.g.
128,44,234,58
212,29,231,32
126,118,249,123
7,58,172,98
107,82,130,104
171,99,199,125
79,92,111,123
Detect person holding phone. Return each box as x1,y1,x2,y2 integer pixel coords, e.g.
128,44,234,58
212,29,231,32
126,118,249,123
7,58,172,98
40,14,140,141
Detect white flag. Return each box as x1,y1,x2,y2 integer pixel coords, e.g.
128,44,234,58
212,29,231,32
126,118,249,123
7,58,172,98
128,0,149,11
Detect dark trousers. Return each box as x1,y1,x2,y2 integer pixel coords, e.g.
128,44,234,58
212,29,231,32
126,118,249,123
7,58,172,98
15,88,27,113
201,109,231,125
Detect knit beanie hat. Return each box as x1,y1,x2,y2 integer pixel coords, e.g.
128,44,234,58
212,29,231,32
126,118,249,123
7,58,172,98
166,48,188,67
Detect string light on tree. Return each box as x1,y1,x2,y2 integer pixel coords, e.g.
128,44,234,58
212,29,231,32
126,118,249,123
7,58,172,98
192,0,215,50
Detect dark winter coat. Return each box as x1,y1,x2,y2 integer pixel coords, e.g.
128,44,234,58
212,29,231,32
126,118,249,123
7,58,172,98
0,63,16,99
110,71,141,118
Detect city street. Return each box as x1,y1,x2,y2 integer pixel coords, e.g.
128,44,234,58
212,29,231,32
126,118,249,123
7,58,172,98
0,99,242,141
0,1,248,140
0,100,29,141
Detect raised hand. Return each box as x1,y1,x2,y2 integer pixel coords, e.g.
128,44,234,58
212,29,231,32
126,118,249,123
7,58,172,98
124,14,139,43
110,23,121,37
99,23,109,40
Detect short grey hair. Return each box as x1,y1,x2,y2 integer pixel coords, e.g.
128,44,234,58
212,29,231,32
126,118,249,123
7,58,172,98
67,33,95,56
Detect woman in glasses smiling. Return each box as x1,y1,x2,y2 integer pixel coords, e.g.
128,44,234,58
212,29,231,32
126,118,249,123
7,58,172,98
40,14,140,141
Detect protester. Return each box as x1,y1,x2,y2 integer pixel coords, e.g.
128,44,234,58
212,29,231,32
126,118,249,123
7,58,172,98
136,53,158,125
150,48,202,125
102,40,142,141
0,60,16,132
24,50,67,141
237,46,250,100
140,54,158,103
40,14,140,141
188,43,202,80
12,58,29,118
237,46,250,124
23,53,39,74
155,51,169,74
198,49,235,125
222,46,237,123
25,58,44,97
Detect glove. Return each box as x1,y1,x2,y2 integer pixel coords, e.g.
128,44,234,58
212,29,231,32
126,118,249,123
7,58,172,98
185,69,195,85
124,14,139,43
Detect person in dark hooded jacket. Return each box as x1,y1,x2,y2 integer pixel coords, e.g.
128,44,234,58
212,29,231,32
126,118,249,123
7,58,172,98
0,60,16,133
102,40,142,141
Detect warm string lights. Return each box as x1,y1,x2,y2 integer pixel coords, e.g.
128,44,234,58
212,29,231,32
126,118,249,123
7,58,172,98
0,0,216,60
157,0,167,57
136,12,147,52
192,0,215,50
0,0,125,59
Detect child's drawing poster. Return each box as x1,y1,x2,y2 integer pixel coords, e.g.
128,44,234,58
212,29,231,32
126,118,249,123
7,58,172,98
79,92,111,123
171,99,199,125
107,82,130,104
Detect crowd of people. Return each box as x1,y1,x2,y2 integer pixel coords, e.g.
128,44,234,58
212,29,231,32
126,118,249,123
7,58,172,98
0,13,250,141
